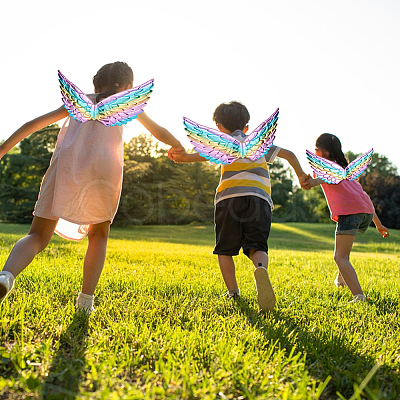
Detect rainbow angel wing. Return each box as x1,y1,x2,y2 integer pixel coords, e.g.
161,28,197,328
306,148,373,184
183,108,278,165
345,148,374,180
242,108,278,161
184,118,242,164
58,70,154,126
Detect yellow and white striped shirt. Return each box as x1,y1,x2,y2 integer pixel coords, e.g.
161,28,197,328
215,131,280,208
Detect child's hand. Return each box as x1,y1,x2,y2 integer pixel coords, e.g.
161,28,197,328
167,145,185,160
303,176,323,189
376,224,389,238
299,174,312,190
170,151,190,163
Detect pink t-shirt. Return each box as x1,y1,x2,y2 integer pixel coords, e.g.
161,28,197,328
320,179,374,222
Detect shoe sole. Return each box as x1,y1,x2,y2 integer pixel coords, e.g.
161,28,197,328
254,267,276,311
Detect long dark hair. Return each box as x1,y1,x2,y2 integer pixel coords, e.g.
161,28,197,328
93,62,133,103
315,133,348,169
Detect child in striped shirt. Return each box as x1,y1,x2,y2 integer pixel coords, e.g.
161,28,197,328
171,101,308,311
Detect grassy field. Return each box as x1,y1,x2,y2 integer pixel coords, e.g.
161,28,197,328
0,222,399,399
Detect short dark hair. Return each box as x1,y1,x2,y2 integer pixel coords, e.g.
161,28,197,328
213,101,250,132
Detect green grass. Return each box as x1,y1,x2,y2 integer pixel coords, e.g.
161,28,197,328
0,222,399,399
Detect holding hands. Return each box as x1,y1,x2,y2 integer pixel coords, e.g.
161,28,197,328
168,147,205,163
299,174,312,190
299,174,322,190
167,145,186,161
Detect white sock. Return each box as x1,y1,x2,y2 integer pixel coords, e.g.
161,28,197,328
76,292,95,311
228,288,240,297
0,271,15,288
0,271,15,281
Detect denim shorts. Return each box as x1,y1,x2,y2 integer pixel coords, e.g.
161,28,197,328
336,213,373,235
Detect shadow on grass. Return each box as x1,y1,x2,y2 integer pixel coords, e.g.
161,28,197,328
103,223,400,255
2,222,399,254
232,299,400,400
41,312,89,400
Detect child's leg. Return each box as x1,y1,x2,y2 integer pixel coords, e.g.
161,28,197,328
76,221,110,312
334,234,364,296
0,216,57,302
249,249,275,311
218,255,239,292
248,250,269,269
81,221,111,296
2,216,58,277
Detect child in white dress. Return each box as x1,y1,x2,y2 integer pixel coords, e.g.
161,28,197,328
0,61,183,312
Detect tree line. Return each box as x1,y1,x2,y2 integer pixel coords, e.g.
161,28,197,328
1,124,399,229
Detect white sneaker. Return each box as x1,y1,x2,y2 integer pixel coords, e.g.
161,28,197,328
0,271,15,303
334,273,347,288
254,264,276,311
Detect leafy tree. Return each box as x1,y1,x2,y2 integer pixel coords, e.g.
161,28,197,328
115,134,219,225
0,125,59,223
269,159,295,222
164,159,219,224
268,159,330,222
358,171,400,229
346,151,398,176
124,133,166,161
4,128,397,228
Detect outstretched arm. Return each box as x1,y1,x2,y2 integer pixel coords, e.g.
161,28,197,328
372,213,389,237
0,106,68,159
136,112,183,149
276,148,309,188
171,151,207,163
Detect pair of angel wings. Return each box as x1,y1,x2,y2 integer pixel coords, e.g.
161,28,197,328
306,148,373,184
184,108,279,165
58,71,154,127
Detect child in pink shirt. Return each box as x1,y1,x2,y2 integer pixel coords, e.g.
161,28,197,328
305,133,389,302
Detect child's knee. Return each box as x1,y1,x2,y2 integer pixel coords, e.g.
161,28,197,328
333,252,348,265
88,223,110,241
28,232,52,252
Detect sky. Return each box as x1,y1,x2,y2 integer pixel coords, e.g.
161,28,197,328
1,0,399,174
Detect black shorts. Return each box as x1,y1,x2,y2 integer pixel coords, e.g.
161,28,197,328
213,196,271,257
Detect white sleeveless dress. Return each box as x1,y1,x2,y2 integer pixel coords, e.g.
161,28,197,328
34,95,124,240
